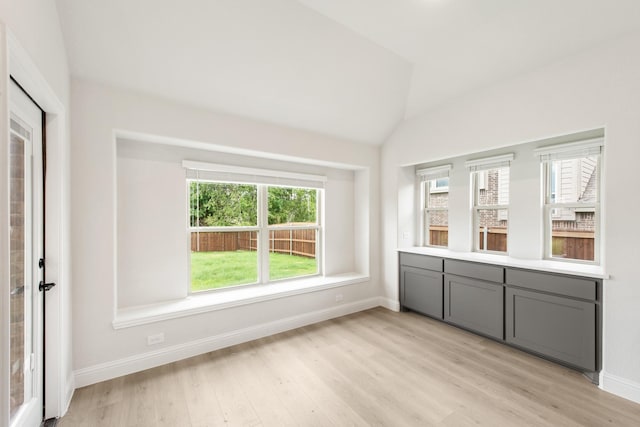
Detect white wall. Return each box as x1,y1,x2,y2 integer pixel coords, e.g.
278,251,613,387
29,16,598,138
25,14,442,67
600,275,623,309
117,154,188,307
0,0,73,419
382,31,640,403
71,79,380,381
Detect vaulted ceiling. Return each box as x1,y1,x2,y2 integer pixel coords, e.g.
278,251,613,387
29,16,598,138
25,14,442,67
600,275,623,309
56,0,640,144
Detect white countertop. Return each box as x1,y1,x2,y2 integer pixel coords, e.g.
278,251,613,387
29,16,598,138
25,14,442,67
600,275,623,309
397,247,608,279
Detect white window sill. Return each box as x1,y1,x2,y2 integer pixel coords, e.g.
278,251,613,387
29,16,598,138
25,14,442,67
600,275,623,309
398,247,608,279
113,273,369,329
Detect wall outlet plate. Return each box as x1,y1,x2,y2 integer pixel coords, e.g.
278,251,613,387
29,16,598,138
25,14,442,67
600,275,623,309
147,332,165,346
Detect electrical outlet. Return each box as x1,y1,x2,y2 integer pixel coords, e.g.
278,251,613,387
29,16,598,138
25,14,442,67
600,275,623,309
335,293,344,302
147,332,165,346
402,231,410,240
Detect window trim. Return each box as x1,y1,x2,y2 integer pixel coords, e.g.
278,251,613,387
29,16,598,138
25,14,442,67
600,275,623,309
421,181,449,248
417,164,452,248
187,179,323,293
262,185,323,284
470,163,512,254
542,155,601,265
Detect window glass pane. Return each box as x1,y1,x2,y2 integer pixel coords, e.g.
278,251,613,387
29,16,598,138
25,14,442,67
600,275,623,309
190,182,257,227
269,229,317,280
426,179,449,207
426,210,448,247
190,231,258,291
267,187,317,226
9,131,27,419
475,167,509,206
434,177,449,188
477,209,508,252
549,157,598,204
550,207,595,261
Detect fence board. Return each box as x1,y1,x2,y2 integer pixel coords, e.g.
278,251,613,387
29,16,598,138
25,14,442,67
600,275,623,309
191,230,316,258
552,235,594,261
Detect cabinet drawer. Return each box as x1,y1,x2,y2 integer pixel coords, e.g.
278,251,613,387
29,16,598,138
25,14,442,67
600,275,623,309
444,274,504,339
444,259,503,283
506,268,596,300
401,266,443,319
505,287,596,371
399,253,443,271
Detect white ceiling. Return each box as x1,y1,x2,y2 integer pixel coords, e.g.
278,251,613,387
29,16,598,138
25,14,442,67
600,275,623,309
56,0,640,144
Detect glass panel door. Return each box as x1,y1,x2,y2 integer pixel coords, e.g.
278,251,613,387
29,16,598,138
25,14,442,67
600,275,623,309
8,81,43,427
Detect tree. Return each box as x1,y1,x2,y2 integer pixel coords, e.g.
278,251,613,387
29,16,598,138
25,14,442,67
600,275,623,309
267,187,316,225
190,182,257,226
190,182,317,227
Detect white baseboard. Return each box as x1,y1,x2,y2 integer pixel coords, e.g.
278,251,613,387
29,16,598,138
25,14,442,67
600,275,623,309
74,297,381,388
601,371,640,404
377,296,400,312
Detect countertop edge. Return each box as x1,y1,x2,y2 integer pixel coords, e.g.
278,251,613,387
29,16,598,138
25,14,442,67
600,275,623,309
397,247,608,280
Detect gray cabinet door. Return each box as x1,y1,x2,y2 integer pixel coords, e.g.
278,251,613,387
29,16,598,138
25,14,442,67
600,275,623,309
505,287,596,371
444,274,504,339
400,266,443,319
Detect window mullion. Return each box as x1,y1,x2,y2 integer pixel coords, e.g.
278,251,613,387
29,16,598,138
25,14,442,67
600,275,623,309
475,204,509,210
545,203,597,209
258,185,269,284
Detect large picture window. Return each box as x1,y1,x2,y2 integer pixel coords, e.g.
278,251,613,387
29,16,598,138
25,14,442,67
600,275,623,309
467,154,513,253
186,162,324,292
537,140,602,263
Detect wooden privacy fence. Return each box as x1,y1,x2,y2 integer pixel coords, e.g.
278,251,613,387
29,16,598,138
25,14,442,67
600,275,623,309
478,227,507,252
429,226,449,247
191,230,316,258
552,231,595,261
430,226,594,261
269,229,316,258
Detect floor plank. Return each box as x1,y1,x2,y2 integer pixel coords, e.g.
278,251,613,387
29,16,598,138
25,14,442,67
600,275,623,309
59,308,640,426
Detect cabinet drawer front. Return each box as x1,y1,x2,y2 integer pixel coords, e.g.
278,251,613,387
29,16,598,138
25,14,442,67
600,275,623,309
444,274,504,339
505,287,596,371
400,253,443,271
506,268,596,300
444,259,503,283
401,266,443,318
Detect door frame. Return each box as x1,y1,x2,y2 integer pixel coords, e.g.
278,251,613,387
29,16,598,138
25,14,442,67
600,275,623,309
0,24,70,426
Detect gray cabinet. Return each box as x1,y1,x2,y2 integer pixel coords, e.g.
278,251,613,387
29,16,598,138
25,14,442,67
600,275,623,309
401,266,443,318
397,251,602,380
399,253,443,318
444,273,504,339
505,268,598,372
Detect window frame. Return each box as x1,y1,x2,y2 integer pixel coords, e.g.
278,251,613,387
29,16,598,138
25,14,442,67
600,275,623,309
187,179,323,294
421,179,449,248
263,185,322,283
466,154,514,255
471,169,510,254
416,164,451,248
542,155,601,265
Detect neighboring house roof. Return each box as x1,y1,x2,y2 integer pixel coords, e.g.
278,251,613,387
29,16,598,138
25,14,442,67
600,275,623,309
579,168,597,203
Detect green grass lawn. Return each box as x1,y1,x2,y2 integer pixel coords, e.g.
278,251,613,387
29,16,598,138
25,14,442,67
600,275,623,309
190,250,317,291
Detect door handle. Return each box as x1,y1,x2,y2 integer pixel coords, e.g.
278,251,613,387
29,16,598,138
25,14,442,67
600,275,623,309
39,281,56,292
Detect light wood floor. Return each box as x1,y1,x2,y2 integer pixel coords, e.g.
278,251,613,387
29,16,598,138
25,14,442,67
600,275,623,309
60,308,640,426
